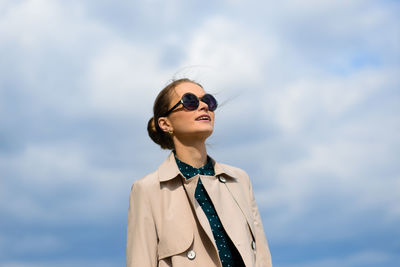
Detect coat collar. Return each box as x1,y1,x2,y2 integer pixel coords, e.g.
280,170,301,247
158,152,238,182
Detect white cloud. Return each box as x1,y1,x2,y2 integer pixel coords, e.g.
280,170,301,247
0,142,135,224
182,16,279,89
83,40,172,116
0,0,181,121
262,68,397,133
0,0,95,50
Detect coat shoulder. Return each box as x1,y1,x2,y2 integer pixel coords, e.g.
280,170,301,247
130,170,160,193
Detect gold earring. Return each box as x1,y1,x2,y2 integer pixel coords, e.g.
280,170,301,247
168,129,173,134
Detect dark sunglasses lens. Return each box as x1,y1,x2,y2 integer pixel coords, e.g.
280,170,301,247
182,93,199,110
202,94,218,111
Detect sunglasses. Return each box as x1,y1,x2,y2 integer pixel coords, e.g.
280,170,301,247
163,92,218,117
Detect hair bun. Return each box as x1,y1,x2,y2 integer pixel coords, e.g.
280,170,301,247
149,117,156,131
147,117,159,144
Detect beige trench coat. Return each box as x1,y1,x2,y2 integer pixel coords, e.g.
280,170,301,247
126,152,272,267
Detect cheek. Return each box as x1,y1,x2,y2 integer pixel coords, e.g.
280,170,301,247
172,113,195,129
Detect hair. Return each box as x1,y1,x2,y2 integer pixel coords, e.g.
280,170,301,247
147,78,202,150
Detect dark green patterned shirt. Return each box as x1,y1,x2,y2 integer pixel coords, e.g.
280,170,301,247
174,154,244,267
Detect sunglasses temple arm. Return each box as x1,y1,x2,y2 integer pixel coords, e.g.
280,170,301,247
163,100,182,117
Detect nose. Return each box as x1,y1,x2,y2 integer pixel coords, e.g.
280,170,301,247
198,100,209,111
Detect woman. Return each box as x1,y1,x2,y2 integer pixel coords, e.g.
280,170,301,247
126,78,272,267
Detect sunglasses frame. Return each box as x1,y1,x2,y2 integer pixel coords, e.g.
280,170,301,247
163,92,217,117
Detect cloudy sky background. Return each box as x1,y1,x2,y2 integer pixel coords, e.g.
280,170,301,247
1,0,399,266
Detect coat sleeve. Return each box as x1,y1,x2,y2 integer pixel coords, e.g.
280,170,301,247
247,174,273,267
126,182,158,267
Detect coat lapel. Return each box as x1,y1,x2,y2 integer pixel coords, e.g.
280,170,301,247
213,162,256,238
181,176,219,254
156,154,195,259
224,180,256,239
201,174,256,266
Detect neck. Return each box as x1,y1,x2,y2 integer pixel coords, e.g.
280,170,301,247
173,138,208,168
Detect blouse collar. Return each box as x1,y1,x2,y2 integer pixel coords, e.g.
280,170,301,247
157,152,237,182
174,152,215,179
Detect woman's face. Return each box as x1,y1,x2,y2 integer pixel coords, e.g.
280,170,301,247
160,82,215,141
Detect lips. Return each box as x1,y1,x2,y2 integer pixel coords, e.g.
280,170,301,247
195,114,211,121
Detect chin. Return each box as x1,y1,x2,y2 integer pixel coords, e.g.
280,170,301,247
189,128,214,139
199,128,214,139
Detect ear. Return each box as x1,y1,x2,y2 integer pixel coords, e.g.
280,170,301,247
158,117,172,133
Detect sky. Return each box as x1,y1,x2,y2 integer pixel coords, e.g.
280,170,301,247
0,0,399,266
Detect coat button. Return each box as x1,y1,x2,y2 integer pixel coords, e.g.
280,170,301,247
251,240,256,250
187,250,196,260
218,176,226,183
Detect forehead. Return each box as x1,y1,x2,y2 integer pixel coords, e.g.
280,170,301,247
173,82,205,98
